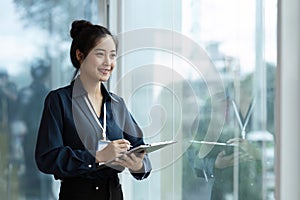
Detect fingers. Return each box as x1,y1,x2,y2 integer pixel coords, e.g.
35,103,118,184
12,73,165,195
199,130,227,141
215,151,234,169
215,148,255,169
226,138,243,144
116,153,142,164
114,155,133,168
129,152,146,160
104,139,145,171
239,152,254,162
110,139,131,153
114,153,144,171
111,139,131,151
217,150,226,157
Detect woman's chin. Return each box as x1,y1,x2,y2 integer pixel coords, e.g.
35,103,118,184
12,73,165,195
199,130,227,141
99,76,110,82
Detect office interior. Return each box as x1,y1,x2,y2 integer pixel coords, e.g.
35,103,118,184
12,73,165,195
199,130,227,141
0,0,299,199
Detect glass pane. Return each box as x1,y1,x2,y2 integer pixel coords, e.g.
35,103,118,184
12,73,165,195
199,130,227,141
110,0,276,200
0,0,276,199
0,0,101,199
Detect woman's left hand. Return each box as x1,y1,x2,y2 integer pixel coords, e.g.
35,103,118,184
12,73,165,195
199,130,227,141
114,152,146,172
226,138,261,160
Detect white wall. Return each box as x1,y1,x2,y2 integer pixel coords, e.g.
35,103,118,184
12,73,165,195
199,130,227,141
277,0,300,199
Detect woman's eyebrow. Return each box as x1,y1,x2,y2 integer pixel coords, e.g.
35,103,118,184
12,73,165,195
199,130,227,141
94,48,116,52
94,48,105,52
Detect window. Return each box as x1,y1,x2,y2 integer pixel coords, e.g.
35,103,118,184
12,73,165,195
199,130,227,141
0,0,102,199
109,0,276,199
0,0,277,199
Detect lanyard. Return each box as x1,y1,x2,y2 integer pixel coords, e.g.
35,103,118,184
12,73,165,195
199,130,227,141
231,98,256,139
102,104,107,140
84,96,107,141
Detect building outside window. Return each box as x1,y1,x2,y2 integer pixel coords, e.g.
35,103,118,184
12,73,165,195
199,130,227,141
0,0,276,199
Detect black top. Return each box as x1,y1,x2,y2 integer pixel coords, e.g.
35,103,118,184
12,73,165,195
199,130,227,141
35,77,151,181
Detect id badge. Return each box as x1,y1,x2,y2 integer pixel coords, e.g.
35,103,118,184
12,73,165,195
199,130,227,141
97,140,110,151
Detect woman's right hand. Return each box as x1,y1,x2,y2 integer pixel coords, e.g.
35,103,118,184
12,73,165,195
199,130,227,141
215,138,258,169
214,150,235,169
96,139,131,163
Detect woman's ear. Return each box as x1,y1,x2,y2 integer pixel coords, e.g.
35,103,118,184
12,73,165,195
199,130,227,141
76,49,84,64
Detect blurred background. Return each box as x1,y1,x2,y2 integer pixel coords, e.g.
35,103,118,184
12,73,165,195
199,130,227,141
0,0,295,199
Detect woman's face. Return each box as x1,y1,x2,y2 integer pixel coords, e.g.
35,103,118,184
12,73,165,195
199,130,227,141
80,35,116,82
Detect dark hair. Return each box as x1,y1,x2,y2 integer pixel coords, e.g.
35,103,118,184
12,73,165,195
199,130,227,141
70,20,117,79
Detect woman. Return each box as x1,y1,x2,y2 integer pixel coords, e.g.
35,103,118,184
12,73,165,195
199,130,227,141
35,20,151,200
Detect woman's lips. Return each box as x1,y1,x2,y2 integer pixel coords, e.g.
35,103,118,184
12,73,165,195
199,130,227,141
99,68,110,74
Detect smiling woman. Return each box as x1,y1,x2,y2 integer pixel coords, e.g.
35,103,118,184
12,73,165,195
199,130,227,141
78,35,117,83
34,20,151,200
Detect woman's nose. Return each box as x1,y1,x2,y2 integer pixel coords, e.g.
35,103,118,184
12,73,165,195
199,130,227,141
104,55,112,65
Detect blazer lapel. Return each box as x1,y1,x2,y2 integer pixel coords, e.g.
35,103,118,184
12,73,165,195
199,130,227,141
72,77,103,149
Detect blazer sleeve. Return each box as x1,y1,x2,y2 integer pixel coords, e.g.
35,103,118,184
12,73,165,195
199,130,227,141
35,91,97,179
187,101,217,180
126,111,152,180
187,146,216,180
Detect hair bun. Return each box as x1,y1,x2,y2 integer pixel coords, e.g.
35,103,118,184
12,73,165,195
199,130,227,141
70,20,93,39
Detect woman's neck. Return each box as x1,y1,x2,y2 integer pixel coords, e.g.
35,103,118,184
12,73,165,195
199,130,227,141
79,75,103,117
79,75,102,97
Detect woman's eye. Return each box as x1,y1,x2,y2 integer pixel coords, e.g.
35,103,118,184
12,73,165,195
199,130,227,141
110,54,116,59
96,53,105,56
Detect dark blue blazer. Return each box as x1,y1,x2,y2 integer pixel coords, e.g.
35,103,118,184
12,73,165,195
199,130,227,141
35,77,151,180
